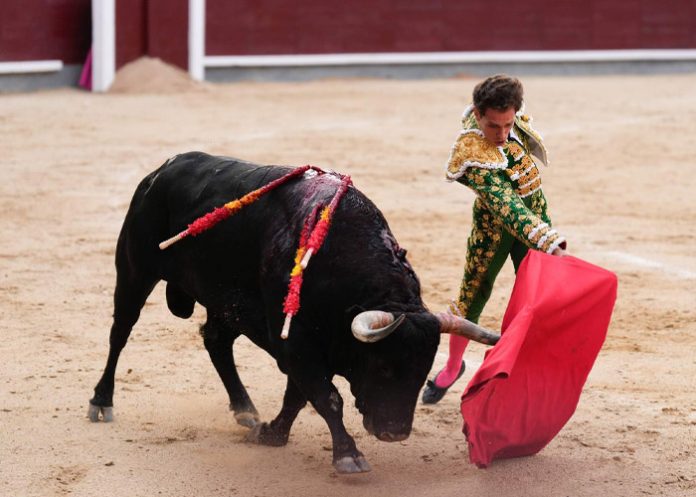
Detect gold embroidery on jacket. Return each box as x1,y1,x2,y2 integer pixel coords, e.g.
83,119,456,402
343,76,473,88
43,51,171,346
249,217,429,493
518,177,542,197
446,131,507,179
506,141,525,161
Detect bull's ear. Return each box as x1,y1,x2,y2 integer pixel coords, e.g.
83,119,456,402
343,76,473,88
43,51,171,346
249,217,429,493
351,311,405,343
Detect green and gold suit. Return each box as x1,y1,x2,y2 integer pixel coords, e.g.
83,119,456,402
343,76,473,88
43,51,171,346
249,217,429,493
445,105,566,322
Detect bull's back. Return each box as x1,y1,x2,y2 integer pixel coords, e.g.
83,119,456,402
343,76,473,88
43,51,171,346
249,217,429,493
119,151,420,315
149,152,286,219
118,153,272,285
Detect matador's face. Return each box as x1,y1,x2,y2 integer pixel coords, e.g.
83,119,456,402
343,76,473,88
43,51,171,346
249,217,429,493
473,106,516,147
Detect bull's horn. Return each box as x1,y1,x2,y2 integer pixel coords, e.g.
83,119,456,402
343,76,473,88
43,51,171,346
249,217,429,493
436,312,500,346
351,311,406,343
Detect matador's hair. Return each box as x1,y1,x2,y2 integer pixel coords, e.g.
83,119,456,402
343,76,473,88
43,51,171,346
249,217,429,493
473,74,524,115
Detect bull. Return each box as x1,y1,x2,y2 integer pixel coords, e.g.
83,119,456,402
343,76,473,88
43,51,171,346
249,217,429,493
88,152,499,473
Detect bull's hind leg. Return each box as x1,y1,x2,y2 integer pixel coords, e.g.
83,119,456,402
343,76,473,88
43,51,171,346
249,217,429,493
88,271,157,422
201,316,260,427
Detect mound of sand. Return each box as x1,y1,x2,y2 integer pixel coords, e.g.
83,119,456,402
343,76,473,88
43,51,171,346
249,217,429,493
109,56,208,94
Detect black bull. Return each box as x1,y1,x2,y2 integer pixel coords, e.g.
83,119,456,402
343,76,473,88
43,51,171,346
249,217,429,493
88,152,499,473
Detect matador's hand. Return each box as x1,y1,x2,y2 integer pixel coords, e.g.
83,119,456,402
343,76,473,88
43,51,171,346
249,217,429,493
552,246,568,257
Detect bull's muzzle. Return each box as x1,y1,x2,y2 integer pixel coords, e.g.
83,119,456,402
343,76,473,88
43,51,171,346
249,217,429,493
376,431,409,442
363,415,410,442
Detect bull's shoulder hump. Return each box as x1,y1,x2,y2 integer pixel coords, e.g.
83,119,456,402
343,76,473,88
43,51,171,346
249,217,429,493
155,153,301,199
165,151,253,170
155,153,265,183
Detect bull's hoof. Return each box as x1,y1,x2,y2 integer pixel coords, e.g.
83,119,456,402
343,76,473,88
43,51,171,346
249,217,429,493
333,455,372,474
245,423,263,443
87,402,114,422
228,403,260,428
244,422,288,446
234,411,259,429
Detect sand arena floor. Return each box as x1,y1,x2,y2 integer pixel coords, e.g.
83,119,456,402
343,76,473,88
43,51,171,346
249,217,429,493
1,61,695,496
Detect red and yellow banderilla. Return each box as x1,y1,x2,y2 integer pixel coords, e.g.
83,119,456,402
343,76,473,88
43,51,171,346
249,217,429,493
158,164,352,340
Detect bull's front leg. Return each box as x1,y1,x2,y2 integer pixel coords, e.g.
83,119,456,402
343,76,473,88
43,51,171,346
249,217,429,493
309,382,371,474
246,372,370,474
246,377,306,446
283,358,371,473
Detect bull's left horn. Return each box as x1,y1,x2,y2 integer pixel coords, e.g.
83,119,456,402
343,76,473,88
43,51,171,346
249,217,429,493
436,312,500,346
351,311,406,343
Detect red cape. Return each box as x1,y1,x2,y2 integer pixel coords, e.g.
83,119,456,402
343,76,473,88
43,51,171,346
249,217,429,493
460,251,618,467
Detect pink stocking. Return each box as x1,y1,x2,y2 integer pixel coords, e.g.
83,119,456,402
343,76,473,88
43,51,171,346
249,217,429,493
434,335,470,388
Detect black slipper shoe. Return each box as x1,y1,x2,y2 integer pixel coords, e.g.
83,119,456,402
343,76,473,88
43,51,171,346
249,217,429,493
421,361,466,405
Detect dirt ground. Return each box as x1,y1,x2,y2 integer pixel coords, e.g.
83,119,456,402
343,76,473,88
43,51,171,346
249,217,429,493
2,62,695,497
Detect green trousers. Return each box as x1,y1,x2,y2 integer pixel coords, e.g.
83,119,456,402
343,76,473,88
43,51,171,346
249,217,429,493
453,199,530,324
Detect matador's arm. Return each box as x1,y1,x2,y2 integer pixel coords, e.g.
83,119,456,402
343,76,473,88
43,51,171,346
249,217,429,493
459,167,566,254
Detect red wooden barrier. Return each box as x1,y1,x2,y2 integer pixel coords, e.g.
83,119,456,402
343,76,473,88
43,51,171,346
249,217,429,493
2,1,695,70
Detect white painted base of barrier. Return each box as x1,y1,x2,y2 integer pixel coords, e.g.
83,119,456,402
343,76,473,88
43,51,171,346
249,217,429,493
204,49,696,69
0,60,63,75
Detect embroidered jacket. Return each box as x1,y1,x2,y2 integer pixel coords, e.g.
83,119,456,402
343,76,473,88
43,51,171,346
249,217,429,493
445,105,565,254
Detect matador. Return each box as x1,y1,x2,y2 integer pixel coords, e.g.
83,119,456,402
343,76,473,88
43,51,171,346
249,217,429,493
422,80,567,404
447,104,566,319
